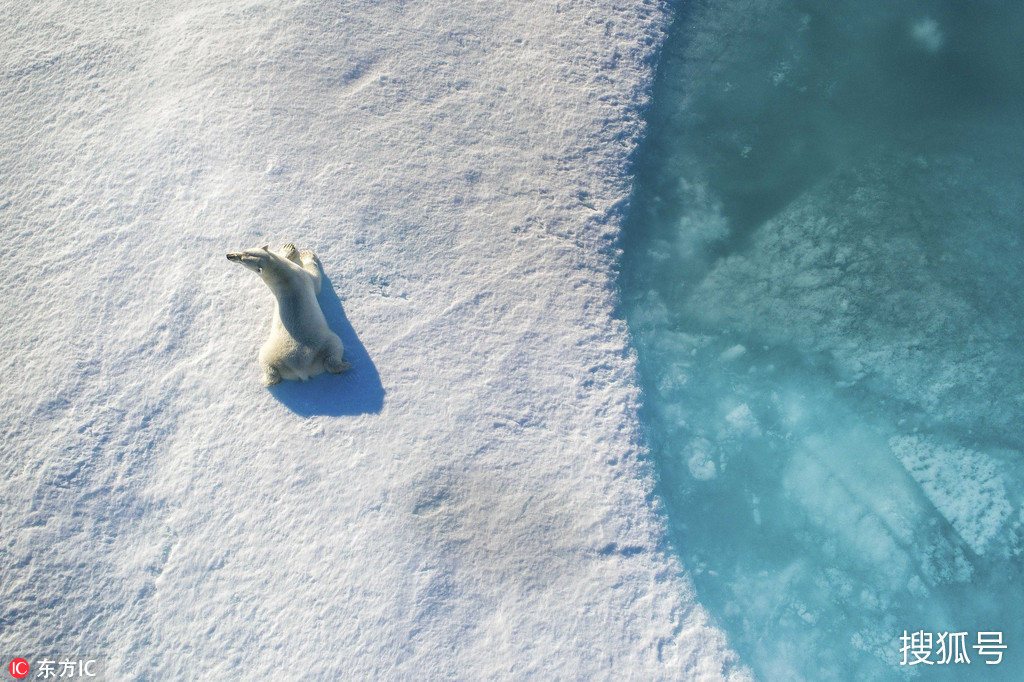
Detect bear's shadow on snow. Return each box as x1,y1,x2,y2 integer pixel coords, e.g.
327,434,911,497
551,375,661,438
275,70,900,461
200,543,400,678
269,274,384,417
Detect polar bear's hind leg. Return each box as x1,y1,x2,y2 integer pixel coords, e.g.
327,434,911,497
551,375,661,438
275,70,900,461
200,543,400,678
324,343,351,374
262,363,283,386
326,356,352,374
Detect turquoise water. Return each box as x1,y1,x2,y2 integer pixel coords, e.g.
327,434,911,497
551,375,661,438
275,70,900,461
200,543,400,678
621,1,1024,679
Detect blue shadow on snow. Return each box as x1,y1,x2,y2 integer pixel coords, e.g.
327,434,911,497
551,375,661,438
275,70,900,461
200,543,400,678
269,274,384,417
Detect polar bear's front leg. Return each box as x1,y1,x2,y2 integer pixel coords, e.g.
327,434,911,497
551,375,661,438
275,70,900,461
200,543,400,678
299,250,323,295
279,243,301,263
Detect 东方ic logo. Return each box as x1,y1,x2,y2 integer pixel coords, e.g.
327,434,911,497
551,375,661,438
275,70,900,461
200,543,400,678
8,658,30,679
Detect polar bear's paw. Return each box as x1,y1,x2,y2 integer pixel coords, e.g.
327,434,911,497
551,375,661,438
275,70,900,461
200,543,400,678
280,243,300,263
263,365,283,386
325,355,351,374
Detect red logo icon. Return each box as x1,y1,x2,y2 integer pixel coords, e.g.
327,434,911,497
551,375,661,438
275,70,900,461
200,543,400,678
8,659,29,679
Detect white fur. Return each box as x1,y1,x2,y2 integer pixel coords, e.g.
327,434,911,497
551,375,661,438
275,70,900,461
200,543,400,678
227,244,350,385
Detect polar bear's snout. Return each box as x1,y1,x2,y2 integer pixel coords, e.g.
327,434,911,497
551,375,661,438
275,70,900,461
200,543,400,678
226,250,267,274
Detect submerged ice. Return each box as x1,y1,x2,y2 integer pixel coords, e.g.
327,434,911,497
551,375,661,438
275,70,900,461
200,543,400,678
622,0,1024,678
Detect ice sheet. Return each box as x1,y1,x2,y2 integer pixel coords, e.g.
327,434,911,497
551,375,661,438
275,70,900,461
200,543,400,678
0,1,746,679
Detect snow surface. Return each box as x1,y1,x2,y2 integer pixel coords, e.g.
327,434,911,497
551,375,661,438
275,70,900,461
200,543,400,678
0,0,748,679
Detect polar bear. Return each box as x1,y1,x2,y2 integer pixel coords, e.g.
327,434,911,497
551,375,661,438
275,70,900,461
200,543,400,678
227,243,350,385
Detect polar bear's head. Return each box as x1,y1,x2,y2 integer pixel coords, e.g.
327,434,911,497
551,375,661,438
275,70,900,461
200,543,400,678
226,246,275,275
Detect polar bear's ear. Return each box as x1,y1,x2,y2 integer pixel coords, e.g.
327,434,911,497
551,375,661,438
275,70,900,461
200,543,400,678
261,244,270,251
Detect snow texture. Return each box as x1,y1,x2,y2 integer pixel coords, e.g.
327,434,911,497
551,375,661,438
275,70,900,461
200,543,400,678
0,0,747,679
